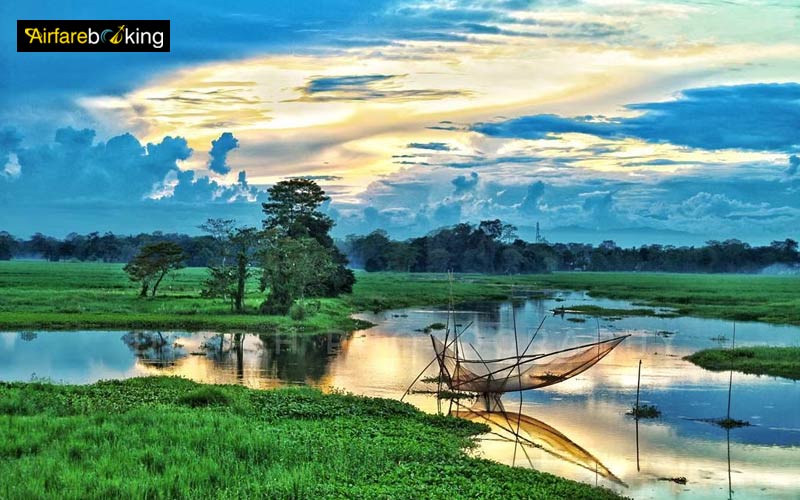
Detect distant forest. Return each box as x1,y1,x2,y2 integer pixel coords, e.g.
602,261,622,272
1,219,798,274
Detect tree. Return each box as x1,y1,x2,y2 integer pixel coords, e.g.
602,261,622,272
201,265,237,309
262,179,355,299
262,178,333,242
198,218,236,266
124,242,186,297
230,227,260,312
30,233,60,261
259,235,336,315
200,219,260,313
0,231,17,260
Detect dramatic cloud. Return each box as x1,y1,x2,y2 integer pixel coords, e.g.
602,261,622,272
474,84,800,152
5,1,800,246
1,127,268,235
208,132,239,174
331,159,800,246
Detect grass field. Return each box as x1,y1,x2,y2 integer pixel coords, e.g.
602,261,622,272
685,347,800,380
2,261,800,333
0,377,621,499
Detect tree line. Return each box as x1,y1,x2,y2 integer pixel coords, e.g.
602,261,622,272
341,221,800,274
0,230,217,266
3,214,798,276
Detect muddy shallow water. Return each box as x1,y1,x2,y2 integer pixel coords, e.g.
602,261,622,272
2,291,799,499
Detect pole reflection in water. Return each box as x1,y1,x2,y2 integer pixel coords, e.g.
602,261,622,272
727,428,733,500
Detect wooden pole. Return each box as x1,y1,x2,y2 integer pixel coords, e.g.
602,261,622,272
635,359,642,471
727,322,735,421
512,303,523,466
727,429,733,499
635,359,642,418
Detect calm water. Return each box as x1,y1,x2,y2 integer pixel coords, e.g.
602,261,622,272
2,291,799,499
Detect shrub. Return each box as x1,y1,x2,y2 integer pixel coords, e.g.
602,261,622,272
177,387,231,408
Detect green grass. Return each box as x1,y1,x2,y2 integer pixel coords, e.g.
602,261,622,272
2,262,800,333
684,347,800,380
524,272,800,325
0,377,621,499
0,261,367,333
348,271,800,325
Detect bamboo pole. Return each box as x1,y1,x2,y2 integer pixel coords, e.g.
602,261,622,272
635,359,642,419
726,322,736,421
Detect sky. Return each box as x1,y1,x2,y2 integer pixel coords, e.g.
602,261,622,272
1,0,799,246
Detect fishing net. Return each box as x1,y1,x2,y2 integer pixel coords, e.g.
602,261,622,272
452,404,626,486
432,335,628,393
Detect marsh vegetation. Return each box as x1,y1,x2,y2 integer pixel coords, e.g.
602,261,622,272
0,377,622,499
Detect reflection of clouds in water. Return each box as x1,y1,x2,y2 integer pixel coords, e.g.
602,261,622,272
0,332,18,350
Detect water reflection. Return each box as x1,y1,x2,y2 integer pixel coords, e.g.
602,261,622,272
450,399,626,486
121,331,186,368
1,292,799,498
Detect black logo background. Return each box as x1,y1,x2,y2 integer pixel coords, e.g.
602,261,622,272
17,20,170,52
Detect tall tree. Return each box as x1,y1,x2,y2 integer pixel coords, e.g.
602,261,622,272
200,220,260,313
262,178,333,243
124,242,186,297
262,179,355,302
259,235,336,315
231,227,260,312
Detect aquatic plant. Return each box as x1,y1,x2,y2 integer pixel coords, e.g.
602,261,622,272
627,404,661,419
713,417,751,429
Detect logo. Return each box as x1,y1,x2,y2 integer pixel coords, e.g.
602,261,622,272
17,20,170,52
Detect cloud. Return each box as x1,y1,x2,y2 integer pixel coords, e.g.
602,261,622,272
307,74,395,94
452,172,479,194
427,121,464,131
432,200,462,226
678,192,753,218
473,84,800,152
0,127,23,168
293,74,469,102
518,181,545,214
408,142,453,151
1,127,269,236
208,132,239,174
297,175,344,181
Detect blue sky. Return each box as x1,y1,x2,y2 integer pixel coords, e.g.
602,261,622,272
1,0,799,245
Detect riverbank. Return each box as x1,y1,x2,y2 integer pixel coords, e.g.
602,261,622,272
685,347,800,380
2,262,799,333
0,377,621,499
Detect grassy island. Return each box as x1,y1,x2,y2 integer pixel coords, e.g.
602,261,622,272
685,347,800,380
